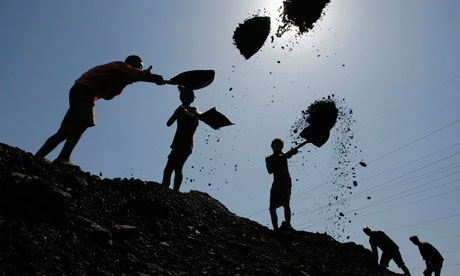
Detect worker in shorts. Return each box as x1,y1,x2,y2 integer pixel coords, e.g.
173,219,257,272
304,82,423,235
162,86,200,191
265,138,298,232
363,227,411,275
35,55,164,166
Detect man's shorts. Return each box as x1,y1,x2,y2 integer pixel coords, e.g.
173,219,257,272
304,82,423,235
60,84,95,132
168,148,192,167
270,177,292,208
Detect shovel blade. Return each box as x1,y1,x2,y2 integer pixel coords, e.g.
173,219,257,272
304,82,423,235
168,70,215,90
299,124,331,148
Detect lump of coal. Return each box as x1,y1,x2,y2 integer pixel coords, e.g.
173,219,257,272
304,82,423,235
306,100,338,128
359,161,367,167
233,16,271,59
277,0,330,37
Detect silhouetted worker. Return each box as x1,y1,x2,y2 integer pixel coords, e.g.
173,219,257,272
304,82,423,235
409,235,444,276
35,55,164,166
265,138,298,231
363,227,411,275
162,86,200,191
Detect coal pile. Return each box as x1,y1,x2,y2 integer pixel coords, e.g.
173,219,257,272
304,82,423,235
0,142,399,276
277,0,331,37
233,16,271,59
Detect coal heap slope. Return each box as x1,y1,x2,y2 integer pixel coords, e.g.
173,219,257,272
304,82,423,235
0,142,399,276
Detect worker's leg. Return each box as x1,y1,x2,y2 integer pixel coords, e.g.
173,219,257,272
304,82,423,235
393,251,411,275
54,124,87,163
172,157,187,192
269,205,278,231
162,157,175,188
434,261,442,276
380,252,391,268
284,202,291,226
35,130,68,158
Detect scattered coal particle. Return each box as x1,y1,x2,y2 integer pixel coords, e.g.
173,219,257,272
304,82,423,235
339,212,344,217
359,162,367,167
290,95,358,239
276,0,330,37
353,181,358,186
233,16,271,59
367,196,371,200
229,87,233,91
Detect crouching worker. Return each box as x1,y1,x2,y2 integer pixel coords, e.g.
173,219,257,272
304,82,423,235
409,235,443,276
162,86,200,191
35,55,164,166
363,227,411,275
265,138,298,232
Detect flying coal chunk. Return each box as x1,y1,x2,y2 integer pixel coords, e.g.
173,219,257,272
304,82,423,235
277,0,330,37
233,16,271,59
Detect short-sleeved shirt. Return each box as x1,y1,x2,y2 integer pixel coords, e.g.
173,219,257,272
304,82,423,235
369,231,399,253
75,61,145,100
418,242,444,263
170,106,199,153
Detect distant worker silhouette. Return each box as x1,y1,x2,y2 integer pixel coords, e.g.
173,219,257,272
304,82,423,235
35,55,164,166
409,235,443,276
363,227,411,275
162,86,200,191
265,138,298,232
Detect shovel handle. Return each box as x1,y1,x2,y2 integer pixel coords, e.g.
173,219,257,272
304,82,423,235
292,141,309,151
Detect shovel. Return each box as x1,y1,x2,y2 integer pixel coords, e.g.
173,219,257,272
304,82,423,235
164,70,215,90
199,107,233,130
291,122,334,151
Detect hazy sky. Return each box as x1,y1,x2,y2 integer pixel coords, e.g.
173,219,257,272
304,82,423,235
1,1,460,274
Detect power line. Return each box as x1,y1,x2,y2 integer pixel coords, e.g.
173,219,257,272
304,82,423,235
298,184,460,229
368,118,460,165
291,153,460,220
357,73,460,132
349,213,460,239
362,94,460,147
362,141,460,181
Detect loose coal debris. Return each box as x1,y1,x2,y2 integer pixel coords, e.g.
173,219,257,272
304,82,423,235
290,95,358,239
0,142,399,276
233,16,271,59
276,0,331,37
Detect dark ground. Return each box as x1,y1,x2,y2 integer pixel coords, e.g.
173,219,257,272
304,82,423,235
0,142,401,276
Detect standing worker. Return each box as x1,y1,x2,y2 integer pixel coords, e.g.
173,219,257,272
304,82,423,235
409,235,443,276
363,227,411,275
35,55,164,166
265,138,298,232
162,86,200,191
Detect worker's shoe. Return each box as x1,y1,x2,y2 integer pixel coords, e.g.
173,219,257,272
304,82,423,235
53,159,81,170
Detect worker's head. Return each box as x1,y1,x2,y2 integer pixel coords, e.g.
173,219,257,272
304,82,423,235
271,138,284,153
363,226,372,236
178,86,195,106
409,235,420,245
125,55,144,70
